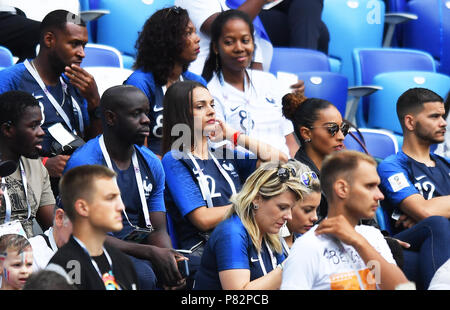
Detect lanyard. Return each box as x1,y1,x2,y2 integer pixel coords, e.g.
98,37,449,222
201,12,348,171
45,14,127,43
99,135,153,230
280,237,290,256
2,160,31,223
187,150,237,208
257,239,278,275
24,60,84,135
72,236,116,287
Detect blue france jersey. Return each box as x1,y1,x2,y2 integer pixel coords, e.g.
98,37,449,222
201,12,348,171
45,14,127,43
0,62,89,155
63,136,166,239
124,69,206,155
193,214,286,290
162,148,257,250
378,151,450,224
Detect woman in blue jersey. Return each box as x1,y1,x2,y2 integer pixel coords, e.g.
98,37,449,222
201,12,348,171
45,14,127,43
125,6,206,156
161,80,287,256
193,160,308,290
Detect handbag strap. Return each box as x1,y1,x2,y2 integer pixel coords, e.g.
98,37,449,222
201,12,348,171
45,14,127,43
345,119,370,156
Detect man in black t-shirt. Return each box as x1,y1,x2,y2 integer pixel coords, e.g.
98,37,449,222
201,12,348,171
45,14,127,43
47,165,138,290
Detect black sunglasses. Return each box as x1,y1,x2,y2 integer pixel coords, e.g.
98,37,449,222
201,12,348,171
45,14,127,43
164,6,182,18
310,122,350,137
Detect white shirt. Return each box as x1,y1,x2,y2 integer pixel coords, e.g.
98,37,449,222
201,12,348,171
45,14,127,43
208,69,294,156
428,259,450,290
29,227,58,272
175,0,272,75
281,225,396,290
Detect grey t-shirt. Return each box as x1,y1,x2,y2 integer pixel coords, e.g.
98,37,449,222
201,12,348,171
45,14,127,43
0,157,55,237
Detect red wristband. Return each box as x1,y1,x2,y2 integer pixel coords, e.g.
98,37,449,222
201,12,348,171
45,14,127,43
233,131,242,147
41,157,49,166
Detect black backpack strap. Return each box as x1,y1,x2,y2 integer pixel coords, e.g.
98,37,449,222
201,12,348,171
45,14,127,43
39,233,52,249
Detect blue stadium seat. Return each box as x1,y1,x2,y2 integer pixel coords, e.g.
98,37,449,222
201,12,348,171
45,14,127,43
344,128,399,160
352,48,436,128
269,47,330,76
369,71,450,135
0,46,14,69
94,0,175,68
82,43,123,68
402,0,450,76
296,71,349,117
322,0,385,85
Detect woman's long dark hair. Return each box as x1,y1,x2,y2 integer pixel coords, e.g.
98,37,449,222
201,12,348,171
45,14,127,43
161,80,208,155
202,10,255,82
134,6,191,85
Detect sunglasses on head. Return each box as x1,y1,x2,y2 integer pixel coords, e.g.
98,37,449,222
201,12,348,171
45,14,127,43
165,6,182,18
272,166,296,183
300,171,318,188
310,122,350,137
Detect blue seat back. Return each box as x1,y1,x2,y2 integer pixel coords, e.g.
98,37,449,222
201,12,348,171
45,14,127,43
403,0,442,60
0,46,13,68
95,0,175,57
388,0,408,11
353,48,436,127
322,0,385,85
269,47,330,76
296,71,348,117
344,128,399,160
368,71,450,134
82,43,123,68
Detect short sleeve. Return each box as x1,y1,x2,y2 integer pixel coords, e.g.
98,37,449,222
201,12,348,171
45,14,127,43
38,162,56,207
213,218,250,271
377,157,418,206
162,152,206,217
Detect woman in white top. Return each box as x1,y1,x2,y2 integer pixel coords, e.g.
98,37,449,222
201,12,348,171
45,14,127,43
201,10,302,158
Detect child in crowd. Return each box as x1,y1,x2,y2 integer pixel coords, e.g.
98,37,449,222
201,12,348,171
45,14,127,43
0,233,33,290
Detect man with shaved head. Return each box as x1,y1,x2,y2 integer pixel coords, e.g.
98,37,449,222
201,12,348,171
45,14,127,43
63,85,187,290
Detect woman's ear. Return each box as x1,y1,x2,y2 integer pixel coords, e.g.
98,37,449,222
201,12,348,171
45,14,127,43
299,126,311,142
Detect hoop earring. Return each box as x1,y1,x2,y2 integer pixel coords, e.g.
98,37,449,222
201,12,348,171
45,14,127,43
305,138,311,143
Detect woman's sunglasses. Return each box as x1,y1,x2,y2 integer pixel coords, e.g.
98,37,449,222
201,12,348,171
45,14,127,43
310,122,350,137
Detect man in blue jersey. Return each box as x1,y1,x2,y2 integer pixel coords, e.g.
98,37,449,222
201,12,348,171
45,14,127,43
377,88,450,230
377,87,450,289
0,9,101,184
63,85,186,290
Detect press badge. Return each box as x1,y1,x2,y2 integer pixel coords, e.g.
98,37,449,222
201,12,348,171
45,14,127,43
48,123,76,146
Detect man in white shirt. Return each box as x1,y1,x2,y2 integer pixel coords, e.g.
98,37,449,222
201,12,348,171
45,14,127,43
28,205,72,271
281,150,410,290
